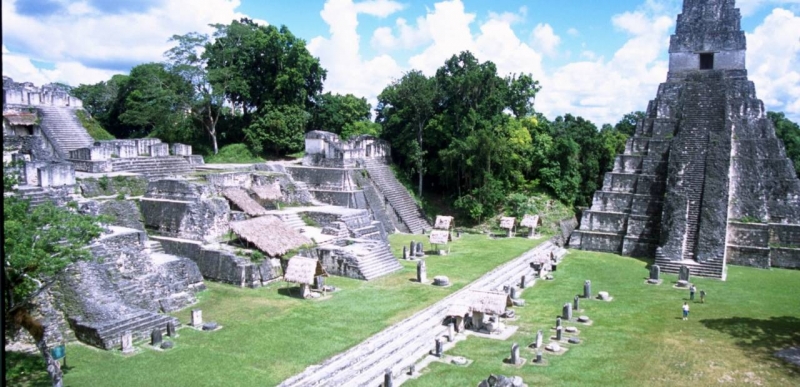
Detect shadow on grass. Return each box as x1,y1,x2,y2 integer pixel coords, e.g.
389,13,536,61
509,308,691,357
277,286,305,299
4,350,62,387
700,316,800,355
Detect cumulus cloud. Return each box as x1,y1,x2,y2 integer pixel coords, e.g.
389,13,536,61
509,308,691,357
370,16,432,51
736,0,800,17
308,0,404,105
530,23,561,57
1,0,261,85
747,8,800,120
535,6,674,125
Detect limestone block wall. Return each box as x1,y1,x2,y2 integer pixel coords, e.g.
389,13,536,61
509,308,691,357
37,162,75,187
141,197,229,242
154,237,281,287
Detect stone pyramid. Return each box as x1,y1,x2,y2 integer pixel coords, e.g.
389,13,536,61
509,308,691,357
569,0,800,279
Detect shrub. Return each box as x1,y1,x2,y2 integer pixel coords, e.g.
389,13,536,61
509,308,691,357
204,144,264,164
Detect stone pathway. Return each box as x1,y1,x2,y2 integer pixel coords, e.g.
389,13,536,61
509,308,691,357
278,241,560,387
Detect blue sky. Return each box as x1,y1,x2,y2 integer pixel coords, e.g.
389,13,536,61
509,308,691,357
3,0,799,124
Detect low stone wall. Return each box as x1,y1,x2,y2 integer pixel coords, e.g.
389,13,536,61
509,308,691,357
141,197,229,242
78,175,148,198
80,199,145,230
70,159,112,173
770,248,800,269
726,245,771,269
153,237,281,287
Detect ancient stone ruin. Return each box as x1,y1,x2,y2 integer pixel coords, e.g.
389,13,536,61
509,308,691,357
570,0,800,278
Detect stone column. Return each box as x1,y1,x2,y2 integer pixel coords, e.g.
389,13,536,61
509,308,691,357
556,326,563,341
650,265,660,280
121,331,134,354
410,241,415,256
535,330,543,349
384,369,393,387
520,275,527,289
434,338,443,357
583,280,592,299
562,303,572,321
191,309,203,327
510,287,518,300
535,351,543,363
574,295,580,311
417,260,427,283
679,265,690,282
166,321,176,337
511,342,520,364
416,242,424,257
556,316,562,329
402,246,408,260
448,322,455,342
315,275,325,290
151,328,162,347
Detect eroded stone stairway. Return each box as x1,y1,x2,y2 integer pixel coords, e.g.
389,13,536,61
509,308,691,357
362,159,430,234
35,105,94,159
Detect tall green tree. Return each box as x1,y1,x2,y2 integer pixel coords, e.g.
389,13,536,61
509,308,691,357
115,63,193,138
165,32,229,154
376,70,437,198
769,111,800,177
4,167,105,387
308,92,373,137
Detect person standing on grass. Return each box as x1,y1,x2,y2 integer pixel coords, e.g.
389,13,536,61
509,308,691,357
689,284,696,301
700,290,706,303
682,302,690,320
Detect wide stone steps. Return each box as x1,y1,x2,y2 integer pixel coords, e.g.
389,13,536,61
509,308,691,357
36,106,94,157
95,312,179,349
348,242,403,280
280,242,558,386
110,157,194,178
277,213,306,230
363,160,430,234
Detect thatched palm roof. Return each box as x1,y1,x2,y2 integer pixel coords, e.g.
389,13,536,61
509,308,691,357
499,217,516,230
520,214,540,228
4,111,37,126
252,182,283,201
434,215,454,230
223,188,268,216
284,256,328,285
229,215,312,256
429,229,450,245
446,303,470,317
468,290,511,315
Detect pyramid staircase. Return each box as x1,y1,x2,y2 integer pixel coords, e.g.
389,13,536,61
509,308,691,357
110,156,194,179
362,159,430,234
35,106,94,159
343,240,403,280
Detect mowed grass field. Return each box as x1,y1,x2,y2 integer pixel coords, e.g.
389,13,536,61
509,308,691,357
6,238,800,386
6,233,545,387
405,251,800,387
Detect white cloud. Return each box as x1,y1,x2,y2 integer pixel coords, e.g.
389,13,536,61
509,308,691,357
353,0,405,17
535,7,674,125
308,0,403,106
747,8,800,120
1,0,260,86
530,23,561,57
370,16,432,51
567,28,580,37
737,0,800,17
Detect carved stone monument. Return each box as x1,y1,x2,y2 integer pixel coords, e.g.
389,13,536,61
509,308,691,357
121,331,133,354
583,280,592,299
191,309,203,327
563,303,572,321
416,260,427,283
151,328,162,347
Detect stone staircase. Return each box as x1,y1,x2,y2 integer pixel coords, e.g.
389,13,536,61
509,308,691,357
110,156,194,179
280,242,558,387
145,240,166,254
15,185,50,206
344,240,404,280
362,159,430,234
78,310,180,350
654,254,726,278
276,213,306,230
35,106,94,159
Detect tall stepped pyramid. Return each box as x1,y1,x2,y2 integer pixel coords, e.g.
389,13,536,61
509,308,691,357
363,158,431,234
35,105,94,159
570,0,800,278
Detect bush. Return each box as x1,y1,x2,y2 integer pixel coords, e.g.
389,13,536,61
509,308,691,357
76,110,115,140
204,143,264,164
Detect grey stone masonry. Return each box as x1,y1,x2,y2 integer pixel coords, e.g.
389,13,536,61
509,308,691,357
33,105,94,159
363,158,431,234
570,0,800,277
171,143,192,156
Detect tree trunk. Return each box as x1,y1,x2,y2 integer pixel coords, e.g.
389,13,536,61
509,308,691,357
14,308,63,387
212,134,219,155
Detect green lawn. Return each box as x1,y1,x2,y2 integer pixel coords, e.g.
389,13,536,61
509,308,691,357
8,242,800,386
404,251,800,387
8,233,542,387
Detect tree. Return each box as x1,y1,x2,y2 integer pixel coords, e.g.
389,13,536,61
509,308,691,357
116,63,193,138
205,19,326,115
243,104,309,156
614,111,645,137
307,92,372,136
166,32,228,154
769,111,800,177
376,70,437,198
3,167,105,387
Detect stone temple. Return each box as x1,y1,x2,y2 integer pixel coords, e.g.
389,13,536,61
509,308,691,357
570,0,800,279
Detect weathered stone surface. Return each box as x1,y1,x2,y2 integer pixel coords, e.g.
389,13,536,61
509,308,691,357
570,0,800,277
432,276,450,286
202,322,218,331
161,341,174,349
